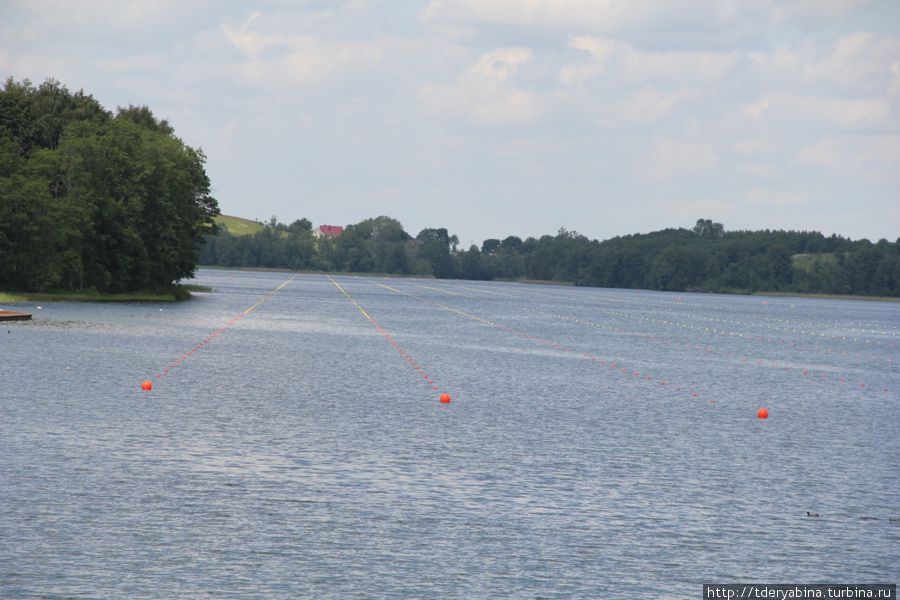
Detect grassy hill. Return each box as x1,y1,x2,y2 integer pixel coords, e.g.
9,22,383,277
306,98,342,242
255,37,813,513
792,252,838,272
215,214,265,236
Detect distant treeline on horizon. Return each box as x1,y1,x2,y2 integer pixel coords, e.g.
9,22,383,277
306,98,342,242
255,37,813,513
200,216,900,297
2,77,896,299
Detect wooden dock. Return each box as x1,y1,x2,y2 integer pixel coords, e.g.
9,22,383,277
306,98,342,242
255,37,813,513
0,310,32,321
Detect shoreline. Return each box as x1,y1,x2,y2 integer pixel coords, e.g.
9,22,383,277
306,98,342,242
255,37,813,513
6,270,898,304
0,284,212,304
750,291,900,303
200,266,900,302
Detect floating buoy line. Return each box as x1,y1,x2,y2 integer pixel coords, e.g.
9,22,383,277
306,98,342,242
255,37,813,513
367,278,718,405
519,285,898,351
374,278,896,408
420,280,894,391
523,306,891,394
139,273,895,416
540,284,899,334
140,274,297,390
327,275,450,403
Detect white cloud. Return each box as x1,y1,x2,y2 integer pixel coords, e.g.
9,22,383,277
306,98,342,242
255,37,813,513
891,61,900,97
746,32,900,100
732,138,769,154
558,63,599,87
469,46,532,82
742,98,769,121
620,88,685,123
221,12,265,58
421,0,747,37
559,35,615,86
560,34,740,88
4,0,221,50
800,33,900,94
6,0,899,243
566,35,739,85
738,33,899,129
421,0,877,49
220,12,382,87
781,95,891,127
798,139,841,166
8,0,181,27
569,35,616,62
745,188,808,207
738,162,774,177
856,135,900,168
798,135,900,169
766,0,873,24
620,47,739,84
422,0,614,29
649,139,717,176
421,47,541,124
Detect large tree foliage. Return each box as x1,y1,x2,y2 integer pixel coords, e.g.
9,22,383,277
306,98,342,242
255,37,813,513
0,78,218,292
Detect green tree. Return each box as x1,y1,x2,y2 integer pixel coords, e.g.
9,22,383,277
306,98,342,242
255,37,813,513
501,235,522,252
117,104,174,135
481,238,501,254
648,246,704,291
693,218,724,239
0,79,218,293
764,244,793,290
0,78,39,155
416,227,450,246
415,227,455,277
458,244,490,280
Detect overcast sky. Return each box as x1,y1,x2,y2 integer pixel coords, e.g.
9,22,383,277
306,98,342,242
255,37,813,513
3,0,899,246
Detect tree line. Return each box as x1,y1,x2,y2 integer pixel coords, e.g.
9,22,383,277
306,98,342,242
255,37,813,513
0,78,219,293
3,77,895,298
200,216,900,297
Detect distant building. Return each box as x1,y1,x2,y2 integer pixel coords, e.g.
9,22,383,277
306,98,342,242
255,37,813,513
313,224,344,239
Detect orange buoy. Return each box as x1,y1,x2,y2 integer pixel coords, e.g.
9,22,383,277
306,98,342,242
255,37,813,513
757,407,768,419
141,380,153,391
439,393,451,403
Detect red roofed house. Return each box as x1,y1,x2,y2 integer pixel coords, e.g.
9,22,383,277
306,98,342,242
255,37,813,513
313,224,344,239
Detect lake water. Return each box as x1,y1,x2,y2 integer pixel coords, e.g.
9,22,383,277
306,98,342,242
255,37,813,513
2,269,898,598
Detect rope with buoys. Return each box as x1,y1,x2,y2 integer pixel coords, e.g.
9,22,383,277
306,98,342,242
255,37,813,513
413,281,893,394
140,273,298,391
328,275,451,404
368,278,716,405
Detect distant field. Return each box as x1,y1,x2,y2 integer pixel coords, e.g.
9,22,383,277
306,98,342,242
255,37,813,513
215,214,265,236
792,252,838,272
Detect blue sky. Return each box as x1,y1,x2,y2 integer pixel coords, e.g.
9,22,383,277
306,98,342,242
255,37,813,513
3,0,898,246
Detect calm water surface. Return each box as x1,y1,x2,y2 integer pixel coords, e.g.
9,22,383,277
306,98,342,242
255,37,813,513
2,269,898,598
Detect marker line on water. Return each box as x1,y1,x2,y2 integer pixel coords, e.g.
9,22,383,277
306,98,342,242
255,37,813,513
521,285,898,352
523,306,891,395
524,283,898,335
147,273,298,387
431,281,892,391
469,281,891,394
411,280,517,299
447,281,894,395
244,275,296,314
327,275,447,398
367,278,716,403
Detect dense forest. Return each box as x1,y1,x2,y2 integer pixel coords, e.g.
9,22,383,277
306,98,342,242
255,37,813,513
2,79,896,299
201,216,900,297
0,78,219,293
